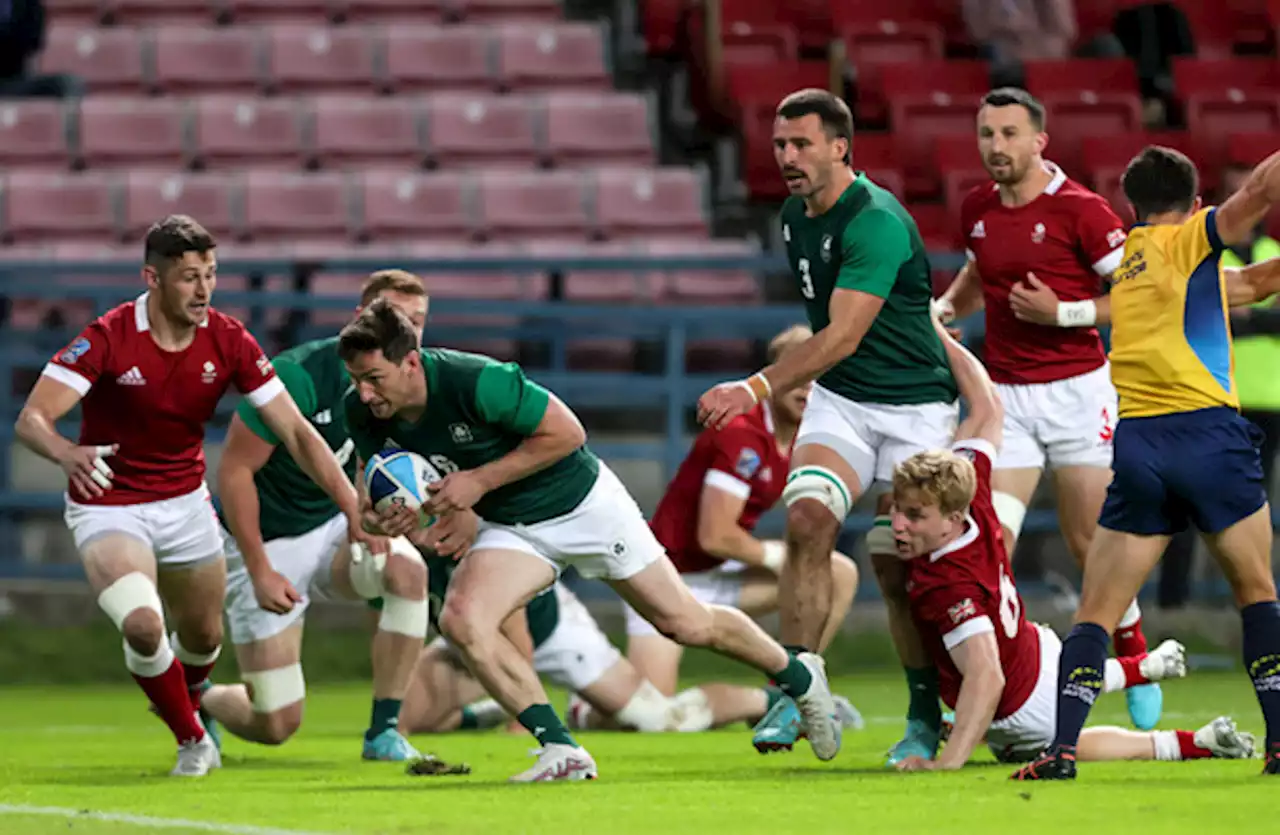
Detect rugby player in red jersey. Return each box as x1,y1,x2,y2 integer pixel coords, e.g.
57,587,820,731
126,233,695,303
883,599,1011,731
15,216,380,776
631,326,861,749
889,318,1255,770
935,88,1159,729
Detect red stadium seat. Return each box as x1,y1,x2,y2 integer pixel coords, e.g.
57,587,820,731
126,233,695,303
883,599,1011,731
223,0,335,23
152,27,266,94
357,172,477,242
724,61,831,113
38,28,146,94
544,93,655,167
494,24,609,91
77,98,190,170
1227,132,1280,166
478,171,590,241
343,0,448,23
1172,57,1280,97
193,98,306,170
455,0,563,22
840,20,944,64
384,26,495,92
594,167,708,239
943,169,993,222
1075,0,1119,41
310,96,424,170
0,101,71,170
721,23,800,65
828,0,966,51
111,0,215,24
424,95,539,168
1079,131,1198,189
909,202,961,253
2,174,118,244
1186,97,1280,164
1042,92,1144,175
122,173,237,241
265,26,378,93
641,0,684,55
241,172,352,243
1024,58,1140,97
883,61,989,197
44,0,104,25
932,134,982,176
739,101,786,200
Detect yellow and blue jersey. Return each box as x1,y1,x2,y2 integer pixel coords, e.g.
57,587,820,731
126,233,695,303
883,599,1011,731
1109,207,1235,418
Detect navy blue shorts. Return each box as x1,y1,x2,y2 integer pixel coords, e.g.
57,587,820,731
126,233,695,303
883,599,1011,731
1098,407,1267,536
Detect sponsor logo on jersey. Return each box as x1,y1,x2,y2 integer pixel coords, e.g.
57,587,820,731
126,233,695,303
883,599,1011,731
1031,222,1046,244
970,220,985,239
449,422,473,444
820,234,833,263
948,598,977,624
60,337,91,365
313,409,332,425
1106,228,1127,249
116,366,146,386
735,447,762,480
256,354,272,376
201,361,217,384
759,466,772,483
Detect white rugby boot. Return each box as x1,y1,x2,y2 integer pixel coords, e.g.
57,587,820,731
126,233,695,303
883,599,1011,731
509,744,598,782
1195,716,1258,759
171,731,221,777
1139,639,1188,682
792,652,841,762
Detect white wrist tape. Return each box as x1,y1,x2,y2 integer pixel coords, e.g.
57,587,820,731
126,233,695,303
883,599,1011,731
930,297,956,324
761,540,787,573
1057,299,1097,327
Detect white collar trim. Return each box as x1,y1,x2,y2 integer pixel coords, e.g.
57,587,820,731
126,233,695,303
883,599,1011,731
1043,162,1067,195
135,291,209,331
930,513,980,562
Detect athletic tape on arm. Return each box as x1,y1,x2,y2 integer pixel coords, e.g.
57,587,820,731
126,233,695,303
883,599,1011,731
782,466,852,521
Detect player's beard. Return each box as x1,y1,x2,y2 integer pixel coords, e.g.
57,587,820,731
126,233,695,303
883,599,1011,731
985,153,1028,185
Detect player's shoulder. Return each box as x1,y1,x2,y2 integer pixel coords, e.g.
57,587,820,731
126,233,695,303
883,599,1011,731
712,409,770,447
203,306,252,334
91,298,143,337
1051,176,1116,212
276,335,340,367
426,346,508,380
961,181,1000,216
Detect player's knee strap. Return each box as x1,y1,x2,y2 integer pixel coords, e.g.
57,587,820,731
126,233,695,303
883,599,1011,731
350,535,421,600
97,572,163,632
783,466,852,521
864,515,897,556
243,664,306,714
669,687,715,733
615,680,681,733
379,593,429,639
123,635,175,677
992,491,1027,538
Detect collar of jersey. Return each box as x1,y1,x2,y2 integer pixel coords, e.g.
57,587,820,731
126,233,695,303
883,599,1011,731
930,513,980,562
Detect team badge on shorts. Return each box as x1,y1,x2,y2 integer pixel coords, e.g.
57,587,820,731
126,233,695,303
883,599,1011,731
59,337,91,364
611,540,628,558
735,448,762,480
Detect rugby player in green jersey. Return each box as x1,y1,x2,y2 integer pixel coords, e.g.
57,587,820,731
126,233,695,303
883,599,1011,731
202,272,433,762
342,300,842,782
698,89,959,765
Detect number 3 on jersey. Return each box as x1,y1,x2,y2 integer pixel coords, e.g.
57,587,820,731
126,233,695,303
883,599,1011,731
998,568,1021,638
798,257,815,299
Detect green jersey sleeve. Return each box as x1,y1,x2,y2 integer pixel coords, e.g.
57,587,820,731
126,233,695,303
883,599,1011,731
343,390,381,461
835,208,912,298
236,359,317,445
473,362,550,436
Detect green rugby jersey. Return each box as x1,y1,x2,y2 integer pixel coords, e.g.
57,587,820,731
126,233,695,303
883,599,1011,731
426,555,558,648
781,172,957,405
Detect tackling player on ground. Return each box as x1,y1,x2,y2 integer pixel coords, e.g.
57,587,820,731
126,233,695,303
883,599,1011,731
698,88,958,764
1014,145,1280,780
201,271,433,761
891,316,1255,771
342,300,841,782
933,88,1160,729
14,216,373,777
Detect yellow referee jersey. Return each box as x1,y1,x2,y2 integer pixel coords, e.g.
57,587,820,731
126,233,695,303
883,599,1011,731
1109,207,1236,418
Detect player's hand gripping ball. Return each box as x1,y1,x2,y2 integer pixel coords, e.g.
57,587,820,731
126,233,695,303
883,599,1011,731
364,450,439,531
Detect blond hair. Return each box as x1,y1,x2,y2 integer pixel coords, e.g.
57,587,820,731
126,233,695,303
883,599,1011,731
359,269,426,307
892,450,977,516
767,324,813,363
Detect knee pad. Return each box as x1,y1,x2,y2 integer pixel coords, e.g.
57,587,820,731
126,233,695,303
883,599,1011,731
97,572,163,632
123,634,175,677
379,594,429,639
992,491,1028,538
243,664,306,714
864,515,897,556
349,535,419,600
783,466,852,522
614,679,681,733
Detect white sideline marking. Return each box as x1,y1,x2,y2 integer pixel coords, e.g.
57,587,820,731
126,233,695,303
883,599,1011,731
0,805,336,835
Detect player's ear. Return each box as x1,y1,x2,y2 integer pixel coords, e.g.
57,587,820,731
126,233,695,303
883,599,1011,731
141,264,161,290
1192,195,1203,213
1034,131,1048,156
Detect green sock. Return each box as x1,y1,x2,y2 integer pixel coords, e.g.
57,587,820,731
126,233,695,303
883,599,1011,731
459,705,480,730
365,698,402,741
772,654,814,698
905,666,942,729
516,703,578,748
762,685,786,713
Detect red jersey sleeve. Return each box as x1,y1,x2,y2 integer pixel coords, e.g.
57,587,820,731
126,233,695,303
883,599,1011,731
230,323,284,408
951,437,996,505
1075,194,1128,277
42,320,112,397
704,421,770,501
916,579,998,652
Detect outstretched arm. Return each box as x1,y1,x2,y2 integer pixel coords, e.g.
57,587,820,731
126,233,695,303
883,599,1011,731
936,631,1005,769
1215,149,1280,246
1225,258,1280,308
933,316,1003,451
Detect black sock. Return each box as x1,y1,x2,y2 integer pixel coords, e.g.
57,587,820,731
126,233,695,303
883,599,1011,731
1052,622,1110,752
783,644,811,656
1242,600,1280,750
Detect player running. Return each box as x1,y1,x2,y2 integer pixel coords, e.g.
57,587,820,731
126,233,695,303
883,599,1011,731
15,216,372,777
1013,145,1280,780
630,324,863,749
201,271,433,762
342,300,841,782
932,88,1162,730
400,556,801,736
890,317,1255,771
697,88,958,764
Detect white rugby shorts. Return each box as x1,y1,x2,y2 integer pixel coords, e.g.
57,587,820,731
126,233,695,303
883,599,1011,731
995,364,1117,471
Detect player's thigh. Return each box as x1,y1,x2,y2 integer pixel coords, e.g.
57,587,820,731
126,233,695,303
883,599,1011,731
610,554,711,642
223,545,312,648
156,556,227,638
869,399,960,484
1201,504,1277,608
1075,526,1168,631
147,486,224,570
76,530,157,595
1050,465,1113,562
233,623,307,719
442,543,556,635
787,443,861,537
234,622,305,675
789,384,873,510
993,382,1049,474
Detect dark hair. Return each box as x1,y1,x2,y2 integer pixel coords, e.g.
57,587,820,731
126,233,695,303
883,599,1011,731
1122,146,1199,221
980,87,1046,131
776,88,853,164
338,298,419,365
143,215,216,271
359,269,427,307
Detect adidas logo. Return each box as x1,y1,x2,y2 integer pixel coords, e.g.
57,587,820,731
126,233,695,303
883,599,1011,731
313,409,332,425
116,366,146,386
970,220,986,239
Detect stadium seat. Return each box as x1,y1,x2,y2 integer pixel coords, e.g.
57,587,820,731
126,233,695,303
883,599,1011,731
883,60,990,196
122,173,237,242
241,172,353,242
343,0,448,23
544,93,656,167
1042,92,1144,176
77,98,190,171
265,25,379,93
38,28,146,94
424,95,539,168
152,27,266,94
1079,131,1198,191
641,0,684,55
224,0,341,23
839,20,944,64
1172,57,1280,97
724,62,830,114
593,167,708,239
1226,132,1279,166
1173,58,1280,160
932,134,982,177
0,102,71,170
720,23,800,65
478,171,590,241
2,174,118,244
1186,97,1280,163
111,0,215,24
193,98,307,170
909,202,960,253
44,0,104,25
357,172,477,242
944,169,993,224
456,0,563,22
828,0,966,52
384,26,495,92
310,96,425,170
1024,58,1140,98
494,24,609,91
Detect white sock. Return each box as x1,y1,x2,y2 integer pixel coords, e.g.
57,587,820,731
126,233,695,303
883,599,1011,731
1103,658,1127,693
1153,730,1182,761
1119,600,1142,630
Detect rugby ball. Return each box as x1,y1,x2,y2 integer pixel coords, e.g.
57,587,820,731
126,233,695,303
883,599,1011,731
363,449,438,529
